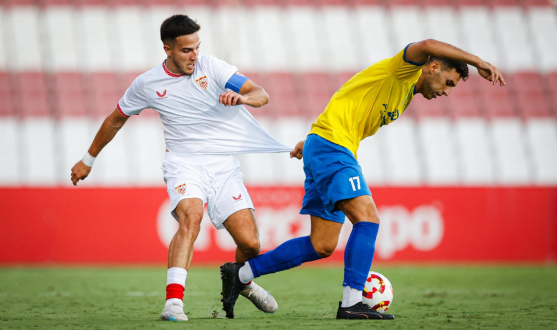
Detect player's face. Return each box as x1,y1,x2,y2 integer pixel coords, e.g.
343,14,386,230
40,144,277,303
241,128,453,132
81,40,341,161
165,32,200,76
423,66,461,100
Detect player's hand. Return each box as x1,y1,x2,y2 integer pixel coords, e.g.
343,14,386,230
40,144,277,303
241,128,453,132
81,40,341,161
290,140,305,159
219,91,248,107
476,60,505,86
71,160,92,186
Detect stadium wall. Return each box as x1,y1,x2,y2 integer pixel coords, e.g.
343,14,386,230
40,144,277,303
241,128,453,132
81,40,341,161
1,187,555,264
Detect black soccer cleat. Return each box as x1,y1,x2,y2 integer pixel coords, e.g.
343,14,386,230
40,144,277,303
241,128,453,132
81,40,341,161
220,262,247,319
336,301,395,320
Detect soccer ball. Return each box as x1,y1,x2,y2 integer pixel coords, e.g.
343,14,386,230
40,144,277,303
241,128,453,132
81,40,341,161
362,271,394,312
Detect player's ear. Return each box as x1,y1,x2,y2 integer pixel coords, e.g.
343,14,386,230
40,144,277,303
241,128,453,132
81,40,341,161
163,44,171,56
430,61,441,74
163,40,173,56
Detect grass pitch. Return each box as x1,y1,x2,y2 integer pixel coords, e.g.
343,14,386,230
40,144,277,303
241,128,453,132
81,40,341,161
0,265,556,329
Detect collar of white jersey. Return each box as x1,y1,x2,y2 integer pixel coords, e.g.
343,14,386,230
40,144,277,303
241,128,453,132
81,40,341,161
162,60,186,78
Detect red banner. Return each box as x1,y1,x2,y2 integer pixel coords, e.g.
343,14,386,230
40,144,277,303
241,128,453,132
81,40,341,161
0,187,556,264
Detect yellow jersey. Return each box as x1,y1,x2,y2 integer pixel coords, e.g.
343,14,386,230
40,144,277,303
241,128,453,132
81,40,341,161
309,45,424,158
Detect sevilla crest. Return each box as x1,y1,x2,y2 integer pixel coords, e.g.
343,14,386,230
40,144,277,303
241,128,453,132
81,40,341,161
175,183,187,195
195,75,209,90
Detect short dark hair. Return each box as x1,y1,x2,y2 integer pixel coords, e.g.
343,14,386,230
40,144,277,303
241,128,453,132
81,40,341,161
426,56,469,81
160,15,201,45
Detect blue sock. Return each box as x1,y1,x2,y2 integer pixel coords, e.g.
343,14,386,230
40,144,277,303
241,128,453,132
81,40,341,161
343,222,379,291
248,236,321,278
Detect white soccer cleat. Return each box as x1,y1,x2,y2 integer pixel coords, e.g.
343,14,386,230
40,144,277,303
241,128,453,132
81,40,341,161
160,300,188,321
240,281,278,313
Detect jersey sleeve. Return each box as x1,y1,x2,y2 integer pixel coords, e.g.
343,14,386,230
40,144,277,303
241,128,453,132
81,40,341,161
205,55,240,90
117,75,148,117
387,43,425,83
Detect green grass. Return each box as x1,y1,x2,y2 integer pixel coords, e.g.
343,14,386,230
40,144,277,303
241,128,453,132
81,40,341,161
0,265,556,329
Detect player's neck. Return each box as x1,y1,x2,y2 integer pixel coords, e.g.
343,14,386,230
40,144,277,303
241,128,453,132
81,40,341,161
415,72,426,95
164,58,183,76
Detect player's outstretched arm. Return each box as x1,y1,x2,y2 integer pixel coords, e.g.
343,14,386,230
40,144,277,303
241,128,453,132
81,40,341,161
70,108,129,186
219,79,269,108
405,39,505,86
290,140,305,160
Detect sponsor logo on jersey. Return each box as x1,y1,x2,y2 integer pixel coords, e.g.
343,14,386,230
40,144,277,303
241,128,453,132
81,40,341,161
232,194,242,202
175,183,187,195
156,90,167,99
196,76,209,90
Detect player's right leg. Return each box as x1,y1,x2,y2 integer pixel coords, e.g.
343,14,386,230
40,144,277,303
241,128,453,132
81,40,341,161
334,195,394,320
160,153,210,321
160,198,204,321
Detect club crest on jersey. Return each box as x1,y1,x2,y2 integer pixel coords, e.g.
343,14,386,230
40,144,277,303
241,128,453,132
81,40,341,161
156,90,167,99
196,76,209,90
175,183,187,195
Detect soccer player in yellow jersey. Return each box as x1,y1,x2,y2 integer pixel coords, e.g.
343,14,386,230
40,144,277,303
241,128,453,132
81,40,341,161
221,39,505,320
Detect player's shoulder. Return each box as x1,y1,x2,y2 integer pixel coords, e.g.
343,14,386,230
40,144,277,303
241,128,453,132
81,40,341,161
132,64,161,85
197,54,217,68
197,54,232,71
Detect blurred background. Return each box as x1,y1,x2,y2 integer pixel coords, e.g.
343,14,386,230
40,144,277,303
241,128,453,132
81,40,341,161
0,0,556,265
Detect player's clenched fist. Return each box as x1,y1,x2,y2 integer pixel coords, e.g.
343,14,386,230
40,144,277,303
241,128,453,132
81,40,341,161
219,91,248,107
290,140,305,159
71,161,92,186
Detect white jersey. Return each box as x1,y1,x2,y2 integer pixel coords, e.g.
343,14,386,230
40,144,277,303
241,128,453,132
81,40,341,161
117,54,290,155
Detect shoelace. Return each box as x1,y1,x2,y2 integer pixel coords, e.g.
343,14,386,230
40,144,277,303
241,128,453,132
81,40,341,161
246,286,269,302
169,302,184,312
360,303,381,313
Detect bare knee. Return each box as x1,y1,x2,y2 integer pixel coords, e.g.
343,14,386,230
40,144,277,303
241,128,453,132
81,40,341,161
176,211,203,238
337,196,380,225
359,212,380,225
313,241,337,258
237,238,260,259
346,205,380,225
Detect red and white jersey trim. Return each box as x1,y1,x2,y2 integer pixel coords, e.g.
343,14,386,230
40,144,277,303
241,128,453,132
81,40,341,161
163,61,185,78
116,104,130,118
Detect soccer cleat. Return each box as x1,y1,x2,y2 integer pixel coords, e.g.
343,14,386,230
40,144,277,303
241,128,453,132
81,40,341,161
240,281,278,313
160,300,188,321
220,262,247,319
336,301,395,320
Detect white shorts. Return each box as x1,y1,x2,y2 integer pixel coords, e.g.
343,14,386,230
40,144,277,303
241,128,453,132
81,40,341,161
162,152,254,229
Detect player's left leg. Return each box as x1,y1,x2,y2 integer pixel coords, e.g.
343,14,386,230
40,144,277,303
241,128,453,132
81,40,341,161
223,208,260,263
223,209,278,314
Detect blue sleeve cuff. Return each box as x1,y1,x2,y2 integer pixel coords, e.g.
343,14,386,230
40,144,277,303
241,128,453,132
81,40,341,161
225,73,249,93
403,43,427,66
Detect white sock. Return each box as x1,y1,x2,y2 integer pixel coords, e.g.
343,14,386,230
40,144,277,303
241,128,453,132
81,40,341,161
238,263,254,284
166,267,187,307
167,267,187,287
341,286,363,308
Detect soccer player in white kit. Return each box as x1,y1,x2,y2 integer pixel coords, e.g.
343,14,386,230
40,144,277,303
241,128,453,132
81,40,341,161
70,15,291,321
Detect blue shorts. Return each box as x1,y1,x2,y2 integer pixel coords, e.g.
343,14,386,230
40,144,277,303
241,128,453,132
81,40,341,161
300,134,371,223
